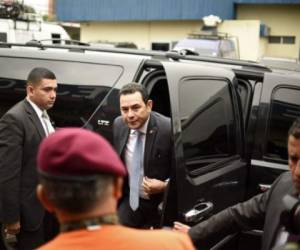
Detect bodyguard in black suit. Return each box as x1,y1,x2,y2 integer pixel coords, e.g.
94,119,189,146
0,68,58,249
174,118,300,250
113,83,172,228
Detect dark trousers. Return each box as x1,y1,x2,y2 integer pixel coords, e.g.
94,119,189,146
12,212,59,250
0,225,8,250
118,196,160,229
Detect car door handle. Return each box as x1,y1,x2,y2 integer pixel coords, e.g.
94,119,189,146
184,201,214,223
213,181,238,188
259,183,271,192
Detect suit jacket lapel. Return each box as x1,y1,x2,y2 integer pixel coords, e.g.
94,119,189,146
119,124,130,156
144,113,158,173
23,99,46,138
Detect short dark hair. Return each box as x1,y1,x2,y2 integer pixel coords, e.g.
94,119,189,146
119,83,149,103
39,174,114,214
27,67,56,86
288,118,300,139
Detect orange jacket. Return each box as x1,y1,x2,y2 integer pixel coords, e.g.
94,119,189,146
38,225,195,250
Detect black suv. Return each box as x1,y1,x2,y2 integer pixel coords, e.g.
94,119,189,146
1,43,300,249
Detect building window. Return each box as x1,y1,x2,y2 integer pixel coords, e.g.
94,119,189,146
268,36,296,44
151,43,169,51
0,32,7,42
282,36,295,44
268,36,281,44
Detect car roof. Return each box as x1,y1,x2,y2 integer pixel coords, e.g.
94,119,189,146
0,42,272,74
260,57,300,72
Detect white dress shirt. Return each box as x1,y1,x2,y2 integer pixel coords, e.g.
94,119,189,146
27,97,55,136
124,117,150,199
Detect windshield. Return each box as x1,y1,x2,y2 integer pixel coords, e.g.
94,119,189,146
174,38,220,56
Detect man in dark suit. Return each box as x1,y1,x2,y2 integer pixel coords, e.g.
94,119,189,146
113,83,172,228
0,67,58,249
174,118,300,250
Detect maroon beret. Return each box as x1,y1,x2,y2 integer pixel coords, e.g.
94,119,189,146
37,128,126,179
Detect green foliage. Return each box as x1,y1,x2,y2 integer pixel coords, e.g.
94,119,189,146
23,4,35,14
43,14,57,21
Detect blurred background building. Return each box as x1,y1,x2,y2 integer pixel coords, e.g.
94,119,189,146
28,0,300,61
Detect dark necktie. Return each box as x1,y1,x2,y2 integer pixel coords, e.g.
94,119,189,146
129,130,143,211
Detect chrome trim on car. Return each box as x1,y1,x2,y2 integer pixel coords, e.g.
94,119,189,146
251,159,289,170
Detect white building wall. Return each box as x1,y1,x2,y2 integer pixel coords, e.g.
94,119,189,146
81,21,200,50
218,20,261,61
237,4,300,59
81,20,261,60
80,4,300,60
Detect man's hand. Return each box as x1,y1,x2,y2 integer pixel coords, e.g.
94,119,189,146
4,221,21,235
142,176,167,195
173,221,191,233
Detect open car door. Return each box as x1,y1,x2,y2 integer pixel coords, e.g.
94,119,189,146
161,61,248,249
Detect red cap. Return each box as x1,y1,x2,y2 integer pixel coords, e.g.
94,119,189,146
37,128,126,179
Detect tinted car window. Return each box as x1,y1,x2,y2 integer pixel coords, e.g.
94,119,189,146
265,87,300,162
178,79,236,172
0,57,123,86
0,32,7,42
0,78,25,117
0,57,123,130
0,77,110,128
